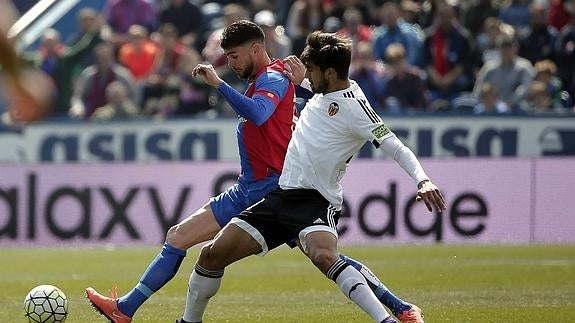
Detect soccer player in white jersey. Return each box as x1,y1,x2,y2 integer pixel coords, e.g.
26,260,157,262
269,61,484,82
180,31,446,323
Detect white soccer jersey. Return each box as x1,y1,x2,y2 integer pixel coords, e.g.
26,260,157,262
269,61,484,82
279,80,393,210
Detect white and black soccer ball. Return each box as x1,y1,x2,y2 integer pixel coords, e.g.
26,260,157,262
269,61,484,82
24,285,68,323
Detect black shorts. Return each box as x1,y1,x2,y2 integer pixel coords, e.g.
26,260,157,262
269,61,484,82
229,188,341,255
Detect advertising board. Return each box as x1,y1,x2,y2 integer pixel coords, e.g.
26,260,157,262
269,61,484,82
1,158,573,246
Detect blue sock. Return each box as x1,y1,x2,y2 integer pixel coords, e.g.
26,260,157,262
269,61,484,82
339,254,412,316
117,243,186,317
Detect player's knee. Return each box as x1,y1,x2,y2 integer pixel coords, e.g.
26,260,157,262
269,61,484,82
308,248,339,273
165,224,187,249
198,242,226,270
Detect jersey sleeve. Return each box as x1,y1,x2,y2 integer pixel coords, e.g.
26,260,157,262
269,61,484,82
347,97,429,185
347,97,393,148
218,70,288,125
253,69,289,105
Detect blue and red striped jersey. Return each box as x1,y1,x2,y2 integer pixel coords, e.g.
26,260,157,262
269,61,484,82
238,59,296,182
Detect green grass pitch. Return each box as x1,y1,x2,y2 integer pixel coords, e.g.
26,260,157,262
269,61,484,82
1,244,574,322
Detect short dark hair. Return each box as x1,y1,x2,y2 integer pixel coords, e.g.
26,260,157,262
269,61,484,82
300,31,352,79
220,20,265,50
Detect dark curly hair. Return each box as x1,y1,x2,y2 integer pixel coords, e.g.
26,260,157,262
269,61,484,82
220,20,265,50
300,31,352,79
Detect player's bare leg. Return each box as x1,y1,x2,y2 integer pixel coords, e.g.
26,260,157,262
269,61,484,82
180,223,262,323
87,203,222,321
304,231,395,322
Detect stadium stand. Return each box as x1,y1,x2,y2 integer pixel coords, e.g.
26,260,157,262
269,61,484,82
2,0,575,127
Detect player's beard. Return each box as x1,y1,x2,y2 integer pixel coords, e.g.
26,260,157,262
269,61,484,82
311,75,328,94
238,61,255,79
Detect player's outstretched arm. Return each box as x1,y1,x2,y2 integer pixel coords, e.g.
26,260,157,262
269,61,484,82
380,134,446,213
191,63,279,125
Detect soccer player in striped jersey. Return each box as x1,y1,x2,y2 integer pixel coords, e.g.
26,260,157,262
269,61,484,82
179,31,445,323
85,20,296,323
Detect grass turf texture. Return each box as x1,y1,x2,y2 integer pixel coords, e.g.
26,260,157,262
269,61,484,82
1,245,573,322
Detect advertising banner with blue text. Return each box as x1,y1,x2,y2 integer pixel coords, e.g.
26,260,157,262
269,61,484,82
1,116,574,163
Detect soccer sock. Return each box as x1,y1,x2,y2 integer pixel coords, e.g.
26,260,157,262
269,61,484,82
117,243,186,317
340,254,412,316
327,259,390,322
182,263,224,323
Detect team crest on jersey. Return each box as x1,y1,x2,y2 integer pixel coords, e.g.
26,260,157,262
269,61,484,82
372,124,390,139
328,102,339,116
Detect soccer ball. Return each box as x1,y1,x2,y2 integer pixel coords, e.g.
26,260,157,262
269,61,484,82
23,285,68,323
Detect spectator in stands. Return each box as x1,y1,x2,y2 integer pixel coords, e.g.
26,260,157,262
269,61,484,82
399,0,422,25
548,0,571,31
416,0,441,30
322,16,342,33
50,14,105,117
142,23,215,118
91,81,140,120
372,1,422,67
202,4,249,68
70,43,136,119
522,80,565,113
141,68,180,118
349,41,386,111
473,34,535,112
382,43,429,113
140,23,188,118
555,0,575,98
462,0,500,38
327,0,375,26
28,29,65,81
253,10,292,60
498,0,531,36
141,48,213,119
103,0,157,46
533,59,569,108
474,82,510,114
173,48,214,117
286,0,327,56
118,25,159,81
336,6,372,61
399,0,425,41
158,0,204,49
474,18,514,68
518,2,558,64
422,1,473,107
248,0,275,15
62,7,100,79
154,23,188,75
65,7,99,46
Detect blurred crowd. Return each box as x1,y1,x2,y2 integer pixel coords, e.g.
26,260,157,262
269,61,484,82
3,0,575,125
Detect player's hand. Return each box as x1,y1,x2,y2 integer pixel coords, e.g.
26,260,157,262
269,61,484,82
191,63,223,88
416,180,446,213
282,55,306,85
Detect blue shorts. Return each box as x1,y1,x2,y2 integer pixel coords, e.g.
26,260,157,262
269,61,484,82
210,174,280,228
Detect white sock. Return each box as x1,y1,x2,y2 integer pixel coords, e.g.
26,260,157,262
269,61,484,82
182,264,223,322
334,264,390,322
